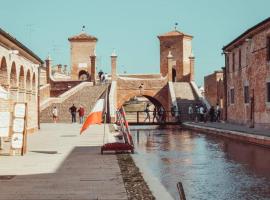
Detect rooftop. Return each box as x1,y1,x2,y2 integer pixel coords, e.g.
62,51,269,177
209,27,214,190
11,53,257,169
0,28,43,64
223,17,270,50
158,30,193,38
68,32,98,42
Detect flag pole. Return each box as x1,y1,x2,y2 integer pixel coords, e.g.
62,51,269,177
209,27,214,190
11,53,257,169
103,86,108,144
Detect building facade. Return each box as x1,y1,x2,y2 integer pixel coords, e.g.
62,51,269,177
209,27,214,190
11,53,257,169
158,30,195,82
223,17,270,129
204,70,224,107
0,28,43,133
68,32,97,81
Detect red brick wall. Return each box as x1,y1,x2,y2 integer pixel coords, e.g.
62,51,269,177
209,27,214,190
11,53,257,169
225,25,270,129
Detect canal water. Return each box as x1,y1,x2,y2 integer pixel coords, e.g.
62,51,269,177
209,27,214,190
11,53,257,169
131,127,270,200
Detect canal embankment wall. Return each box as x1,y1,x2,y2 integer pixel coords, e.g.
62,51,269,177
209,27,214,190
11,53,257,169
182,122,270,148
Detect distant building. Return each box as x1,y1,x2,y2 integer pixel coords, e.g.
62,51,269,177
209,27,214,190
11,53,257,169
0,28,43,133
204,70,224,108
223,17,270,129
68,32,97,81
158,30,195,82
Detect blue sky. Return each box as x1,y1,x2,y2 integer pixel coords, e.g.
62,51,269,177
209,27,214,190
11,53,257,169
1,0,269,85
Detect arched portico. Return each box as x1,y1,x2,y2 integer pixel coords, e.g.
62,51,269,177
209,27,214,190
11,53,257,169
18,65,25,102
0,56,8,89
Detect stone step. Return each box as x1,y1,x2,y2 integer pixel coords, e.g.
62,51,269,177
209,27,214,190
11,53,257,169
40,84,107,123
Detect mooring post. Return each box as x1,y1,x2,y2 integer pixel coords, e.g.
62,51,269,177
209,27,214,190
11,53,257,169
177,182,186,200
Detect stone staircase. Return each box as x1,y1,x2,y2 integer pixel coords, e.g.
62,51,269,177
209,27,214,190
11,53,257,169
40,82,107,123
173,82,201,121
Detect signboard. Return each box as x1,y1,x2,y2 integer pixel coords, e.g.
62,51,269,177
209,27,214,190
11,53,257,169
0,112,10,137
13,118,25,133
78,63,87,68
14,103,26,118
11,133,23,149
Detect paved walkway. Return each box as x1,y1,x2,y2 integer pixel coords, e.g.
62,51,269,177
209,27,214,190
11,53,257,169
0,123,127,200
184,122,270,137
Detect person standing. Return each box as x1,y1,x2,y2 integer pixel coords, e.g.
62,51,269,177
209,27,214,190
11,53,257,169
144,103,151,122
78,105,85,124
153,107,157,122
199,105,204,122
188,105,193,121
52,106,58,123
69,104,77,123
216,103,221,122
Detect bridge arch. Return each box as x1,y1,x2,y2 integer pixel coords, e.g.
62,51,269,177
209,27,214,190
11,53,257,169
117,90,168,111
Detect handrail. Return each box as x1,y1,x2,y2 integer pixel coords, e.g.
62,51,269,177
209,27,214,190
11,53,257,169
125,110,181,124
177,182,186,200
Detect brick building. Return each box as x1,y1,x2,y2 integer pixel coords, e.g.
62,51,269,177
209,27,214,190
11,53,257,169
0,28,43,133
204,70,224,107
158,30,195,82
223,17,270,130
68,32,97,81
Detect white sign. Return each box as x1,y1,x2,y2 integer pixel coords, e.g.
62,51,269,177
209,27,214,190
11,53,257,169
13,118,24,133
0,112,10,137
78,63,87,68
0,112,10,127
14,103,26,118
0,86,9,100
11,133,23,149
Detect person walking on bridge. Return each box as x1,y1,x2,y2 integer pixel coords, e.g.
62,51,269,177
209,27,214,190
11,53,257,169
144,103,151,122
69,104,77,123
153,107,157,122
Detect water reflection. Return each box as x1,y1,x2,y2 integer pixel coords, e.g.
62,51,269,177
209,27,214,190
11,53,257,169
132,128,270,200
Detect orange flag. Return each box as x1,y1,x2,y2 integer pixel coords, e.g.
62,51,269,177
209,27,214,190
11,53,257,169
80,99,104,134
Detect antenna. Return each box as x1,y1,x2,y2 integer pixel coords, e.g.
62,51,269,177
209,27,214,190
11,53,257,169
174,22,178,31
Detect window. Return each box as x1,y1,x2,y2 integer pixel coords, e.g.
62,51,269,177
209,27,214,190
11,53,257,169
239,48,242,69
230,88,235,104
267,37,270,61
244,85,249,103
232,53,235,72
267,82,270,102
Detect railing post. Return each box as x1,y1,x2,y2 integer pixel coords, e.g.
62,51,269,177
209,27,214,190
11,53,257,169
137,111,139,123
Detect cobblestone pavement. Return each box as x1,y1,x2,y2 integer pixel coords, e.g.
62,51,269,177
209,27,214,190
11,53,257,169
0,123,127,200
184,121,270,137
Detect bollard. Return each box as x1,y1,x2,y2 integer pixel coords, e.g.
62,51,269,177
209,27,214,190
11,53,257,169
177,182,186,200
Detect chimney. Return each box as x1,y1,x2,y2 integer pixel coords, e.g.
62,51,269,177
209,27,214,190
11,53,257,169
189,51,195,81
57,64,62,73
90,53,96,84
111,50,117,81
45,55,52,84
63,65,67,74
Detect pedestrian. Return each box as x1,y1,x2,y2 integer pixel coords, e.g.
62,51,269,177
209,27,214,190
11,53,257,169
216,103,221,122
199,105,204,122
104,73,108,84
158,106,165,122
52,106,58,123
209,106,215,122
188,105,193,121
98,70,103,83
77,105,85,124
153,107,157,122
69,104,77,123
144,103,150,122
